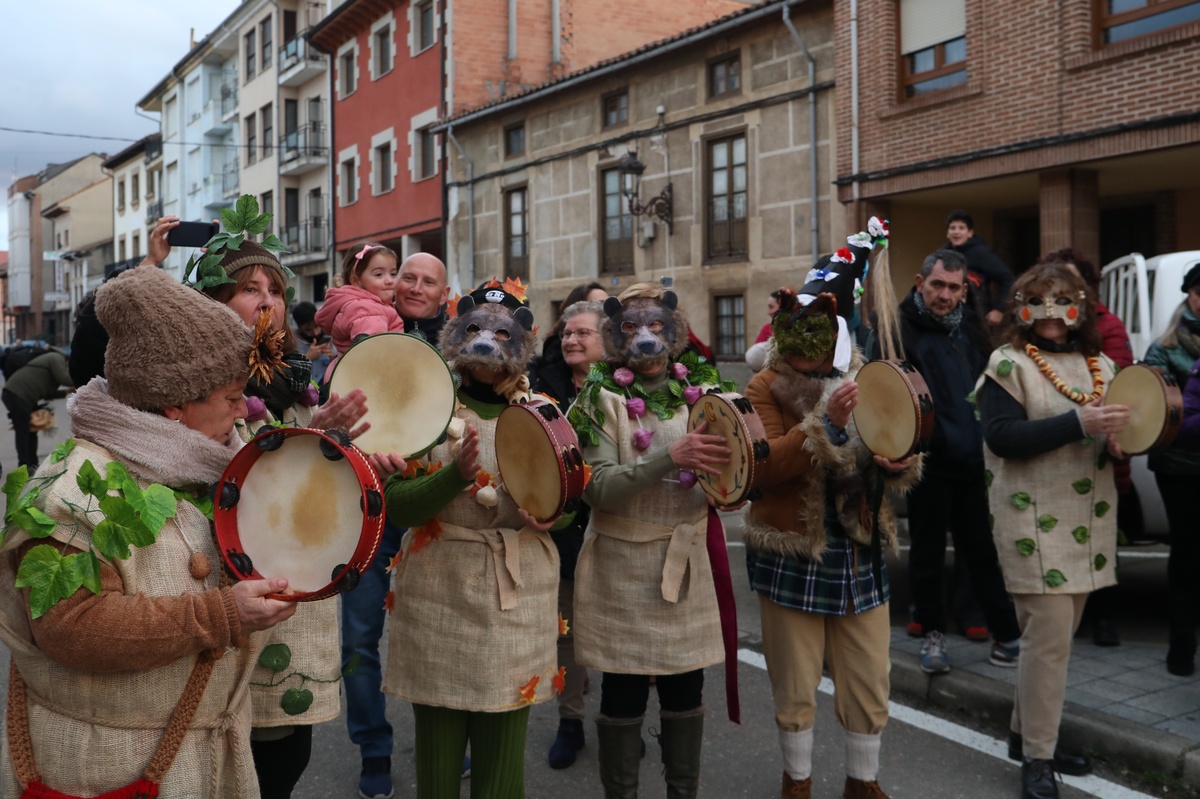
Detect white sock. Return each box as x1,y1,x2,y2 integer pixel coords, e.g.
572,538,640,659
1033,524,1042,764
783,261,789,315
844,730,881,781
779,728,813,781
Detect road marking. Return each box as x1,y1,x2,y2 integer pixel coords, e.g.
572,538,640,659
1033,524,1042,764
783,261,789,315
737,648,1157,799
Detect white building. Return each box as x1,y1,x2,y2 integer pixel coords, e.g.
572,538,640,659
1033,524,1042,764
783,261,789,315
103,134,160,271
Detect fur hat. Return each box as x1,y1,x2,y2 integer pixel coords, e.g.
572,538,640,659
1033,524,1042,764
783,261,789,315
96,266,252,410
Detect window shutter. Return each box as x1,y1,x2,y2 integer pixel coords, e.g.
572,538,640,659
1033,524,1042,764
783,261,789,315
900,0,966,54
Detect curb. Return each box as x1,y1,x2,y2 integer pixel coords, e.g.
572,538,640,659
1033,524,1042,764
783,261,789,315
889,649,1200,783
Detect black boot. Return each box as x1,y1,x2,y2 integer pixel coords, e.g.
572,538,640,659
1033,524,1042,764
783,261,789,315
659,707,704,799
1007,732,1091,776
597,715,643,799
1021,758,1059,799
1167,634,1196,676
548,718,586,769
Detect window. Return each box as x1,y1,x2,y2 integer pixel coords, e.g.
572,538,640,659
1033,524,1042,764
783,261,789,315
261,191,273,235
1100,0,1200,43
375,24,393,77
245,29,257,80
117,180,126,211
419,128,437,179
706,133,747,261
245,115,257,165
708,54,741,99
504,123,525,158
602,90,628,129
261,103,273,158
132,231,141,258
131,172,140,205
714,295,746,359
899,0,967,97
285,188,300,248
417,1,436,51
601,168,634,273
504,187,529,280
375,141,394,193
118,238,127,262
260,16,272,72
339,46,357,97
163,96,177,138
340,153,358,206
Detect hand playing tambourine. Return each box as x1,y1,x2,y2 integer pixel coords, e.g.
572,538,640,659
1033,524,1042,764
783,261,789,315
1079,401,1131,461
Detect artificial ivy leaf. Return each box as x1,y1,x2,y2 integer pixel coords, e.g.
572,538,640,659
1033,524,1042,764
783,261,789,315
7,489,56,539
668,380,684,398
105,461,129,491
262,234,288,253
219,208,240,231
23,507,56,538
1096,449,1110,471
17,545,88,619
258,643,292,673
1016,538,1036,557
1010,492,1032,510
1072,526,1090,544
601,378,620,394
285,286,296,305
234,194,260,229
984,469,993,488
965,391,976,406
1037,514,1058,532
244,213,271,236
342,651,362,677
1094,501,1112,518
1072,478,1093,495
206,232,234,253
996,359,1014,377
3,467,30,517
1044,569,1068,588
76,550,103,595
122,480,178,535
1080,436,1094,446
1094,554,1107,571
281,687,314,716
49,439,76,464
92,496,156,560
75,460,107,500
175,489,215,520
1117,528,1130,546
226,233,245,252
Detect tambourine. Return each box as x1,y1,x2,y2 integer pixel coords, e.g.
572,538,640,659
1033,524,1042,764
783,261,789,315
853,359,935,460
328,332,457,458
495,399,587,523
1105,363,1183,455
687,391,770,505
214,427,385,601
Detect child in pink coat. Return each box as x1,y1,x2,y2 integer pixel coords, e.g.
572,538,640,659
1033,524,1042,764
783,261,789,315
316,243,405,380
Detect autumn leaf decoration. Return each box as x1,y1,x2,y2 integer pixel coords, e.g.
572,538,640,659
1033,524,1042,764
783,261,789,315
553,666,567,696
409,518,442,555
383,590,395,612
445,293,462,319
518,675,539,705
502,276,528,303
249,309,288,385
558,613,570,636
469,470,493,498
401,460,443,480
581,464,593,489
385,551,403,573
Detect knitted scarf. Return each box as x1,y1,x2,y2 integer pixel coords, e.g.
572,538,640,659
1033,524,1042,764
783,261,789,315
69,378,242,489
247,350,312,420
913,291,964,333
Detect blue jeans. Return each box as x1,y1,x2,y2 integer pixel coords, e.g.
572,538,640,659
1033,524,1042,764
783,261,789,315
341,518,405,759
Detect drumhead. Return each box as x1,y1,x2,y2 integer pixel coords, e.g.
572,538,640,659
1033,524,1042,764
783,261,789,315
1106,365,1167,455
237,434,366,593
329,333,456,458
689,394,750,504
853,361,918,461
495,406,561,521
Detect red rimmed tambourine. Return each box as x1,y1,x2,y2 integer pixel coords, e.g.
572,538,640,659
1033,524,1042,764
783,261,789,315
214,427,385,601
495,399,587,523
687,391,770,505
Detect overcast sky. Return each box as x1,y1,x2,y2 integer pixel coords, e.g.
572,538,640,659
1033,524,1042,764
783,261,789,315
0,0,242,247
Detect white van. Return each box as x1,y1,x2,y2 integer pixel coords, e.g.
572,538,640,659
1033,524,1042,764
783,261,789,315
1099,250,1200,537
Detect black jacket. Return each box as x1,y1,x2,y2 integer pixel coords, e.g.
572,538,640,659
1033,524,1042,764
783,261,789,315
401,306,448,350
950,234,1015,314
894,290,988,466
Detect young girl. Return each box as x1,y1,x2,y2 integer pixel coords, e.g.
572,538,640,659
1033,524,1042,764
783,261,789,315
316,243,405,378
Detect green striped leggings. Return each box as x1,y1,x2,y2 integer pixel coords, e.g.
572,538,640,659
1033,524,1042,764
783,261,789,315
412,703,531,799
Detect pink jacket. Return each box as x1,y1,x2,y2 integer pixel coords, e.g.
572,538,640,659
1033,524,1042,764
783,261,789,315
315,285,405,380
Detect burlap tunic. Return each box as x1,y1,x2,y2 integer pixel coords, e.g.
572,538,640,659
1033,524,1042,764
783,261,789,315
981,346,1119,595
384,401,560,711
0,441,263,798
573,386,723,675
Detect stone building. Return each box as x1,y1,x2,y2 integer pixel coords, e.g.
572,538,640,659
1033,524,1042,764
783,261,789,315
438,0,837,358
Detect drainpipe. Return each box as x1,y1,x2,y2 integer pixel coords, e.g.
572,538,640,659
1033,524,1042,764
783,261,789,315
782,0,819,262
850,0,860,203
552,0,561,65
508,0,517,61
446,126,476,287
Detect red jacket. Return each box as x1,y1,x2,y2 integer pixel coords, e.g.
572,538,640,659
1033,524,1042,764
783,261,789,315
1095,302,1135,493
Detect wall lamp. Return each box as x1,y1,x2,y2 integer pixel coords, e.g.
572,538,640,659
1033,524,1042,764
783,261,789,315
617,150,673,236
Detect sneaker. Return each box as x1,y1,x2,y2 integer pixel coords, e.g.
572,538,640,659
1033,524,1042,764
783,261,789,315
990,640,1020,667
964,625,991,642
358,757,394,799
919,631,950,674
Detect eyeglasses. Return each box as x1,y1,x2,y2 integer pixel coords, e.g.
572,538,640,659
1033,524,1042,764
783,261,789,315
561,328,599,341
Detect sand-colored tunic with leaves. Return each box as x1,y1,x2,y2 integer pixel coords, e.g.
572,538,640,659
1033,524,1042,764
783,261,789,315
0,441,264,798
980,346,1119,595
572,385,723,675
239,406,341,727
384,400,561,711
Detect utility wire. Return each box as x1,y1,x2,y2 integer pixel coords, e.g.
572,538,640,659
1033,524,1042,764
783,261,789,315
0,125,276,151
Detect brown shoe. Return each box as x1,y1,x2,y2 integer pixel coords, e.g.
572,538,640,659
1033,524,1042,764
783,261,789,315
781,772,812,798
843,777,890,799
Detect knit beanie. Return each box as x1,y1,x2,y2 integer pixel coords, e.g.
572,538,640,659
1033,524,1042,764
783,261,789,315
96,266,252,410
212,240,289,287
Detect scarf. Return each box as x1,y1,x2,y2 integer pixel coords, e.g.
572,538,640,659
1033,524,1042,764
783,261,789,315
1178,310,1200,359
247,350,312,420
913,291,964,333
69,378,242,489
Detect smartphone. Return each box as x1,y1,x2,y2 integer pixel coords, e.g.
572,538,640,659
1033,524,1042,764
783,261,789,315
316,333,332,345
166,221,220,248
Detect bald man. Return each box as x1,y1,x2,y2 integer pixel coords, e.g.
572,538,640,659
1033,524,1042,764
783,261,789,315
394,252,452,346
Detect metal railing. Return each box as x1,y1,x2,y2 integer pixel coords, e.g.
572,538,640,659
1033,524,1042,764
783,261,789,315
146,199,163,225
279,36,325,72
279,122,327,160
279,218,327,253
220,75,239,117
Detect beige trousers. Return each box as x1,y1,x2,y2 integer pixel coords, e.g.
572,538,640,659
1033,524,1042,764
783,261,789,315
557,578,586,720
1010,593,1089,760
759,595,891,734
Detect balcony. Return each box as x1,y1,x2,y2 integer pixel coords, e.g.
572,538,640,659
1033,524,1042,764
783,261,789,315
146,199,164,226
198,98,233,136
278,123,328,176
221,161,240,200
203,174,235,210
279,218,328,255
220,74,239,121
143,138,163,165
278,37,327,87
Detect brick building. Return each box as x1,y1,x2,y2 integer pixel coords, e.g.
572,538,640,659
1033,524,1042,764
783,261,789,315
437,0,837,357
835,0,1200,284
307,0,749,279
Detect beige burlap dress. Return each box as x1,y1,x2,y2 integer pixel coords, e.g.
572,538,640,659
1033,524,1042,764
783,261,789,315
0,441,264,798
573,385,723,675
981,345,1119,595
384,401,561,711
